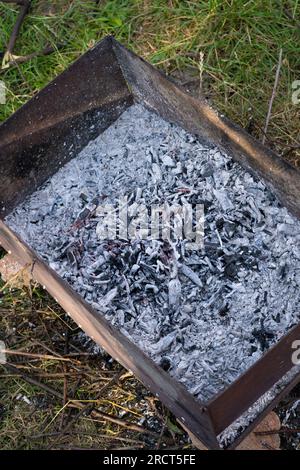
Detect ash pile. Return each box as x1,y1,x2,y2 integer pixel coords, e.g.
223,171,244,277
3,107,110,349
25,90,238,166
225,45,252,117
6,104,300,444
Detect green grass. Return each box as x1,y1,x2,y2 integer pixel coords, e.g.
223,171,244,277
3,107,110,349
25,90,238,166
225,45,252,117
0,0,299,163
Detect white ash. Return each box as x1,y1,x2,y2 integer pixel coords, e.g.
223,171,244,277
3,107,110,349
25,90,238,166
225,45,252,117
5,104,300,442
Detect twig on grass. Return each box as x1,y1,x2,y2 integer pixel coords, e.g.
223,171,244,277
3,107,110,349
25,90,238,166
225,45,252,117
1,1,64,72
82,407,161,438
2,363,62,399
1,0,31,69
30,431,145,446
283,7,300,30
47,368,125,449
1,362,162,440
0,45,64,74
262,48,283,144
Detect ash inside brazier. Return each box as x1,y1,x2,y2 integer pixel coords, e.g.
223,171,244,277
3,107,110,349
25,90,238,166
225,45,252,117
6,104,300,445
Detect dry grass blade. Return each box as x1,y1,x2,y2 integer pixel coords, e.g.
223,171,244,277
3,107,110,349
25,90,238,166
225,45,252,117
262,48,283,145
2,349,75,362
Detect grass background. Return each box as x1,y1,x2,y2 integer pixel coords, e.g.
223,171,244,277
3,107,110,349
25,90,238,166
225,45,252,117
1,0,300,163
0,0,300,450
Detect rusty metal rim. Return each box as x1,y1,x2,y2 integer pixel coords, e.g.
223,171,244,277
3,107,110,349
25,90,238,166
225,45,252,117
0,36,299,449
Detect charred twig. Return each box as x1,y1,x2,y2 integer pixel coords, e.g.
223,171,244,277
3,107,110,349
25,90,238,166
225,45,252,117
33,339,63,358
68,195,107,232
255,427,300,436
82,407,161,438
2,349,76,362
30,431,145,446
58,375,83,432
283,6,300,30
2,363,62,399
262,48,283,144
0,45,64,74
59,365,68,430
0,371,81,379
32,340,94,358
2,0,31,68
3,363,158,438
1,1,63,72
48,368,124,449
7,45,60,66
156,416,168,449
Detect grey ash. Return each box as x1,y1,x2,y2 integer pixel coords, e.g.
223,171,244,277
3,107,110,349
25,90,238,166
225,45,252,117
6,104,300,445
